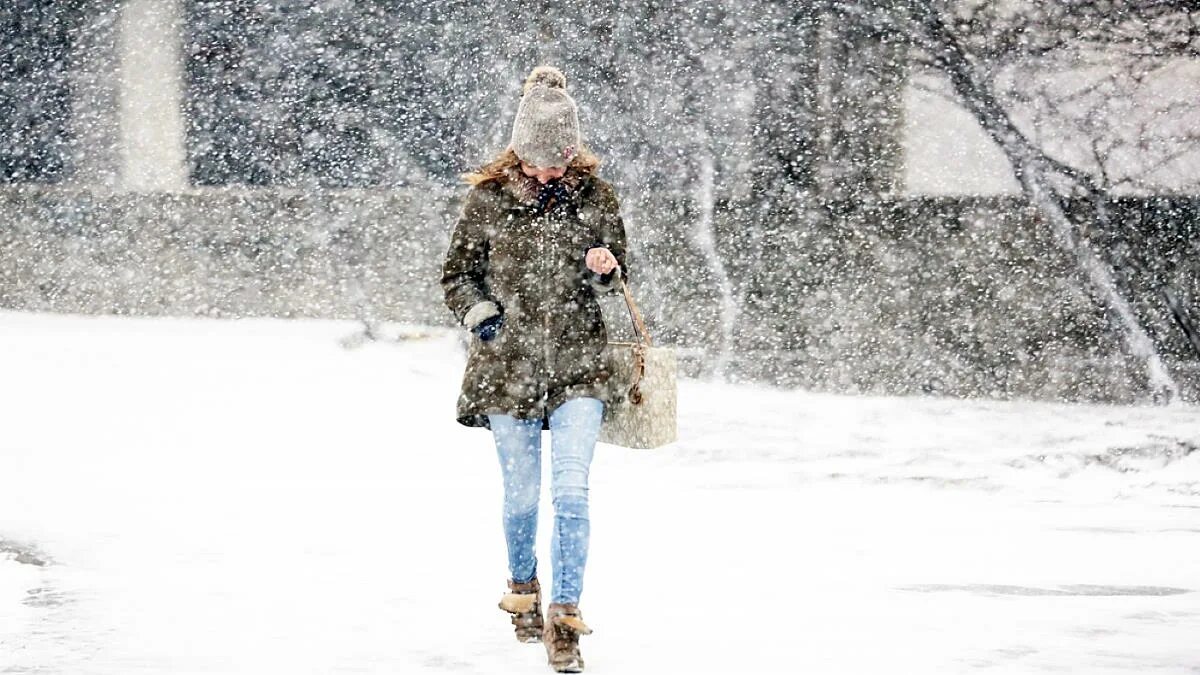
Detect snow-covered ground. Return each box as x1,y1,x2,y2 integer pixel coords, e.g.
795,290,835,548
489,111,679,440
1,311,1198,674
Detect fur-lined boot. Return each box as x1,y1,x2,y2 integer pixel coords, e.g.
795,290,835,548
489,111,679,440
543,603,592,672
498,577,544,643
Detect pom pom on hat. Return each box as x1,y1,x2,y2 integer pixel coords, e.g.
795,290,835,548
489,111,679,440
523,65,568,95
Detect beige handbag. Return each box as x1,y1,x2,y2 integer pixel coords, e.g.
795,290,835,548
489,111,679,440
598,275,677,449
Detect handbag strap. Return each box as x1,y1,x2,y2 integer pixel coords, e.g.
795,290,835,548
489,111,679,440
616,268,653,347
614,268,650,405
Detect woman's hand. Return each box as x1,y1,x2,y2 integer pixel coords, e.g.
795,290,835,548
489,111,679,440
585,247,619,275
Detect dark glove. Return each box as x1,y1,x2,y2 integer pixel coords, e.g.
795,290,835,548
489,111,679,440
472,313,504,342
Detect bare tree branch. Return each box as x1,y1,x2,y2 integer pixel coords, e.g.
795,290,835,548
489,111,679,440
900,0,1195,397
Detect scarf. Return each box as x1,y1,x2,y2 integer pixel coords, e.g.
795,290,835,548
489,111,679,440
501,165,586,214
535,179,572,215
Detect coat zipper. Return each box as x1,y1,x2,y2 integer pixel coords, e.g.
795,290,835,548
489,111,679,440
539,209,551,416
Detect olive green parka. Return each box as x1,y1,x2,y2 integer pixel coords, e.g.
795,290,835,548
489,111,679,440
441,165,630,430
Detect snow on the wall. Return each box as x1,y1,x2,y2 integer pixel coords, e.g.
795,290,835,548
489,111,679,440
902,72,1022,196
903,58,1200,197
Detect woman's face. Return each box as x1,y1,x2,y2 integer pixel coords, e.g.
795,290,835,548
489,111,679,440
519,160,566,184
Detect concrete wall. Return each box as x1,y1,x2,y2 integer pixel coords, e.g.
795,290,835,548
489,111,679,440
1,185,1196,404
0,185,449,323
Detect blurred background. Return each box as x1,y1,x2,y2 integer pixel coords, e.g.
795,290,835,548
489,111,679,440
1,0,1197,403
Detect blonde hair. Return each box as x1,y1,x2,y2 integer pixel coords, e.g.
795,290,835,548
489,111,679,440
461,144,603,186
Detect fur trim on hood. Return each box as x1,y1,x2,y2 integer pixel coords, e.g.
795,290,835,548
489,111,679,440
500,164,590,206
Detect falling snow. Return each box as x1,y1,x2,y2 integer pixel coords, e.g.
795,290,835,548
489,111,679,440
0,1,1198,672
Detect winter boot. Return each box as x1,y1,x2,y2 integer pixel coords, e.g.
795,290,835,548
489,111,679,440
498,577,544,643
543,603,592,673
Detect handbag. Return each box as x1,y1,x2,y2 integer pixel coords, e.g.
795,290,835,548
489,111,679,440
598,274,677,449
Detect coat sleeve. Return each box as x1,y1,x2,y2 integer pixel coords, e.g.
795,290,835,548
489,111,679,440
441,186,501,330
587,179,630,297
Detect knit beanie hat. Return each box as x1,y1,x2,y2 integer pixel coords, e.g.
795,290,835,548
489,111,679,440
510,66,581,169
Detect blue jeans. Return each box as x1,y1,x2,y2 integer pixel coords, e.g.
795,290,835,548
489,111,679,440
488,397,604,606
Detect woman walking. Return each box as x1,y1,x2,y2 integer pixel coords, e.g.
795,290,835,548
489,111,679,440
440,65,630,673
